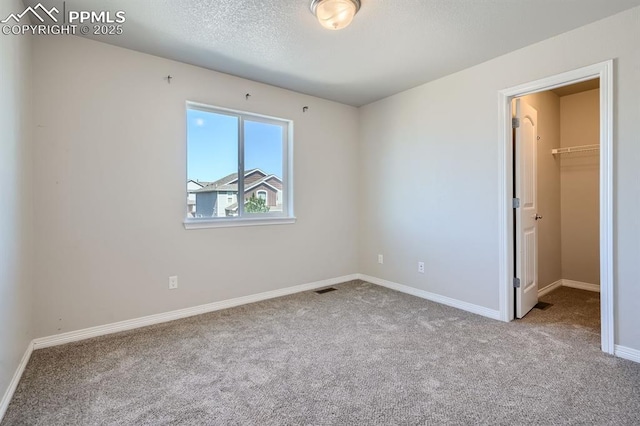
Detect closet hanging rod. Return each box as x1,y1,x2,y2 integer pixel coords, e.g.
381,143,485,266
551,144,600,155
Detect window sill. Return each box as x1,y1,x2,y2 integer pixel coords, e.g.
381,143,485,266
183,216,297,230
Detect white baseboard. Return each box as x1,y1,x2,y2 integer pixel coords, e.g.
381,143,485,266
358,274,501,321
537,279,600,297
614,345,640,363
0,341,34,422
0,272,633,423
538,280,563,297
33,274,359,350
34,272,503,350
562,279,600,293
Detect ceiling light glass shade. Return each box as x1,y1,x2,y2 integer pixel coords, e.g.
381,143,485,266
310,0,361,30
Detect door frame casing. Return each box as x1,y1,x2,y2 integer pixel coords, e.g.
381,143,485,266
497,60,614,354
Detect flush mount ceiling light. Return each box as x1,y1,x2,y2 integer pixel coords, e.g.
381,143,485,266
310,0,361,31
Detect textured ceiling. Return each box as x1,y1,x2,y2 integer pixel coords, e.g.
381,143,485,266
24,0,640,106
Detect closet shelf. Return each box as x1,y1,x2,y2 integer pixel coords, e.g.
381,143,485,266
551,144,599,155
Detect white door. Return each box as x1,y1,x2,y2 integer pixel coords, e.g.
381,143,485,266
515,99,539,318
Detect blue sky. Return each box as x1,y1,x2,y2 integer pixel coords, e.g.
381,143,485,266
187,109,283,182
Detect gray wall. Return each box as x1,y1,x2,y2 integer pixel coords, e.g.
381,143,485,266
358,8,640,350
560,89,600,285
0,0,33,408
31,35,360,337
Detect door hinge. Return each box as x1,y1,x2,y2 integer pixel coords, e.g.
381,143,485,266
512,118,520,128
512,198,520,208
513,277,521,288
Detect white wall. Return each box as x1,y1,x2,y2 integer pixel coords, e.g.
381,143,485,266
0,0,33,406
31,35,359,337
359,8,640,350
560,89,600,285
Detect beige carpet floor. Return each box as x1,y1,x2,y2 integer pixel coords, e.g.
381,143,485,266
519,286,601,331
3,281,639,425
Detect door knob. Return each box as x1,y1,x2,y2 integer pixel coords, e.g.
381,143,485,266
535,214,543,220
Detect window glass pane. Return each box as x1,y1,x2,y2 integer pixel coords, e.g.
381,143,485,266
243,120,284,215
187,109,239,218
185,103,291,224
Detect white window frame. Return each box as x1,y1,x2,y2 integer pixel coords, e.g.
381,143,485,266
184,102,295,229
256,190,268,201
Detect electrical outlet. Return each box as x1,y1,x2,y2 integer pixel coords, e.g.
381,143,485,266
169,276,178,290
378,254,384,264
418,262,425,274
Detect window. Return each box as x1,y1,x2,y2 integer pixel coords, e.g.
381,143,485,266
185,102,294,229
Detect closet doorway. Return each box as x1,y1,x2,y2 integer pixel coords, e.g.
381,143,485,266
514,80,601,334
497,61,614,354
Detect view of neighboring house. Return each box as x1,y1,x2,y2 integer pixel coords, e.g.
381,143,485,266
188,169,283,218
187,179,207,217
